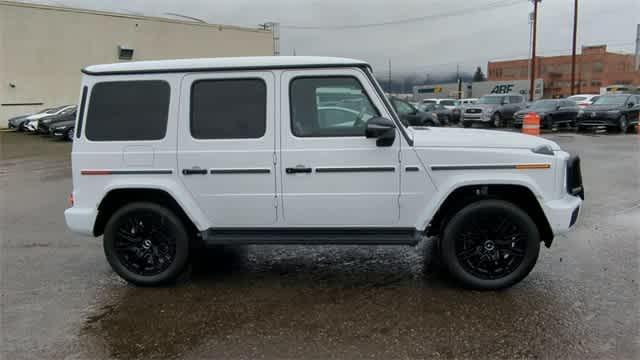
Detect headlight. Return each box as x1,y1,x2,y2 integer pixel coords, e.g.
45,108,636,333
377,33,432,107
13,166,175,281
431,112,438,118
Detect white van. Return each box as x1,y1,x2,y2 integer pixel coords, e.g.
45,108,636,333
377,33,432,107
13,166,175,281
65,56,583,289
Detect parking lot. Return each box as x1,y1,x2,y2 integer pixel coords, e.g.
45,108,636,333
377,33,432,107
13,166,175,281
1,129,638,359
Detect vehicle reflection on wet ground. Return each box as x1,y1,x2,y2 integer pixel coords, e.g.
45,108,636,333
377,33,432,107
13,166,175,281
1,130,638,359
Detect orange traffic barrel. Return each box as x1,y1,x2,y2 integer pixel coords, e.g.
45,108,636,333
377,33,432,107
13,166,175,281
523,112,540,136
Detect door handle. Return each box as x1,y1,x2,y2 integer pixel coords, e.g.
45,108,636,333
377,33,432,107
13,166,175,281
182,168,208,175
286,166,312,174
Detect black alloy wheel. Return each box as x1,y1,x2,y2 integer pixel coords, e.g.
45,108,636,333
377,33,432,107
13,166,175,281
103,202,189,286
66,128,74,141
618,115,627,133
440,200,540,290
492,113,502,128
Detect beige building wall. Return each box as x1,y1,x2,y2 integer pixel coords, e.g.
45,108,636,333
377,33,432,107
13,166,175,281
0,0,273,125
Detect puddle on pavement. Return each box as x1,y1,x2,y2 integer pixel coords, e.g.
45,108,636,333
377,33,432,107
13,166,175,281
77,243,587,359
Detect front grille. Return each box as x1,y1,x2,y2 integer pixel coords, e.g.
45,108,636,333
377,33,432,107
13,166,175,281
465,108,482,114
566,155,584,199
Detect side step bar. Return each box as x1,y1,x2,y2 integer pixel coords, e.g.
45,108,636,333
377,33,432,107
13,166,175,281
200,228,422,246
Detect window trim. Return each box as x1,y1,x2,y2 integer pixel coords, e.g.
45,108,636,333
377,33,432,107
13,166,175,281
84,80,171,142
189,77,268,140
288,75,381,138
75,86,88,138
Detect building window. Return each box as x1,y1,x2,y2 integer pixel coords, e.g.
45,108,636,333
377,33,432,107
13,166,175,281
118,46,134,60
592,62,603,73
591,80,602,87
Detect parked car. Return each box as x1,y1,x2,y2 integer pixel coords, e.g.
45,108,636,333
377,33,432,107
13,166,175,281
390,97,441,126
462,94,527,128
65,56,583,290
38,106,77,134
566,94,600,108
49,120,75,141
23,105,75,132
513,99,579,129
7,114,32,131
576,94,640,132
417,102,452,124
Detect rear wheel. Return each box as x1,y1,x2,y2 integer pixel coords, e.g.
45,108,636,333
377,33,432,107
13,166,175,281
440,200,540,290
103,202,190,286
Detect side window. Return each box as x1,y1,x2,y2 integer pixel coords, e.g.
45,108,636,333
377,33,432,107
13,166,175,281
75,86,87,138
85,81,170,141
290,76,379,137
509,95,522,104
190,79,266,139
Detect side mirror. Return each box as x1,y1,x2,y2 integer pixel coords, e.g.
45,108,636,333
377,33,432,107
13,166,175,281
628,102,635,108
365,117,396,147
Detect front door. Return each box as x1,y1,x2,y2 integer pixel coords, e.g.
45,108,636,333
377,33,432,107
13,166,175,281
178,72,277,226
279,69,400,226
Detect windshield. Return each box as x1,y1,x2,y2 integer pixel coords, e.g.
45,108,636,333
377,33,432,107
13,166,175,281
567,96,586,102
440,100,456,106
529,100,558,110
593,96,628,105
478,96,504,104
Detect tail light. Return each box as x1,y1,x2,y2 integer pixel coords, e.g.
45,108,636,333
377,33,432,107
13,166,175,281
67,193,74,207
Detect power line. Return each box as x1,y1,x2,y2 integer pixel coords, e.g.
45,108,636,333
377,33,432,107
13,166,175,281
281,0,524,30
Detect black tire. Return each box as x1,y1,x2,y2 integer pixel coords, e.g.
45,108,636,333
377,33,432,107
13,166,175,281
617,115,628,133
425,120,435,127
462,121,471,128
103,202,190,286
491,113,502,128
440,200,540,290
66,128,74,141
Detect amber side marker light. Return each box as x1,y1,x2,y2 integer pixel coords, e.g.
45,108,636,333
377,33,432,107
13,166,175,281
515,163,551,170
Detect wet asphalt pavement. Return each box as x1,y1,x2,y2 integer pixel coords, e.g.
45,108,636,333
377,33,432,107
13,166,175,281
1,130,638,359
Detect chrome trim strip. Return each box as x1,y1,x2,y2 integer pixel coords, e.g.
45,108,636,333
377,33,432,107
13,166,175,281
210,168,271,174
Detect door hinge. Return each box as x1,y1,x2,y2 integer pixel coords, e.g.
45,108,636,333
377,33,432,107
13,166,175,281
274,196,278,208
272,152,277,165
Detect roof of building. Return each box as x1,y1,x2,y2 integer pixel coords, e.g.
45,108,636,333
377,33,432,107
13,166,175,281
0,0,266,32
82,56,370,75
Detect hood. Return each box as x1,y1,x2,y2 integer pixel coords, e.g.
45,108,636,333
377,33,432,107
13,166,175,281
466,103,499,112
410,127,561,150
515,109,548,116
582,104,623,111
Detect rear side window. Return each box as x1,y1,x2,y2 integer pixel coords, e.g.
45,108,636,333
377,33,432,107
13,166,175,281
440,100,455,106
85,80,170,141
190,79,266,139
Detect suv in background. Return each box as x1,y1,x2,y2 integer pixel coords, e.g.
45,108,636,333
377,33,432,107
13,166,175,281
462,94,527,128
65,56,583,290
576,94,640,133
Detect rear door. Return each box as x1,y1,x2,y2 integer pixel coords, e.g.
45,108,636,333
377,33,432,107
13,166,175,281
177,72,277,226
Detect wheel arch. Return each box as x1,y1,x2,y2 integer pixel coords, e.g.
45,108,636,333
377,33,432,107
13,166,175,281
425,184,554,247
93,187,202,239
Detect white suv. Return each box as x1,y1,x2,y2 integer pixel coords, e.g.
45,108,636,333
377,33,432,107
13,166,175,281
65,56,583,289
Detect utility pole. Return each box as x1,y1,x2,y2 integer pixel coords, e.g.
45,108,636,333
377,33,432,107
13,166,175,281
570,0,578,95
635,24,639,71
529,0,541,101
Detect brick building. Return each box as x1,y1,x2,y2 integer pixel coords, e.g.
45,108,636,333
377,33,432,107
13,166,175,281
487,45,640,98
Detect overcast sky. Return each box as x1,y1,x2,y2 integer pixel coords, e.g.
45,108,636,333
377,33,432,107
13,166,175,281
22,0,640,77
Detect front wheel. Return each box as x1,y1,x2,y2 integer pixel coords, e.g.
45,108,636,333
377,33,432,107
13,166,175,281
66,128,74,141
103,202,190,286
492,113,502,128
440,200,540,290
462,121,471,128
618,115,628,133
